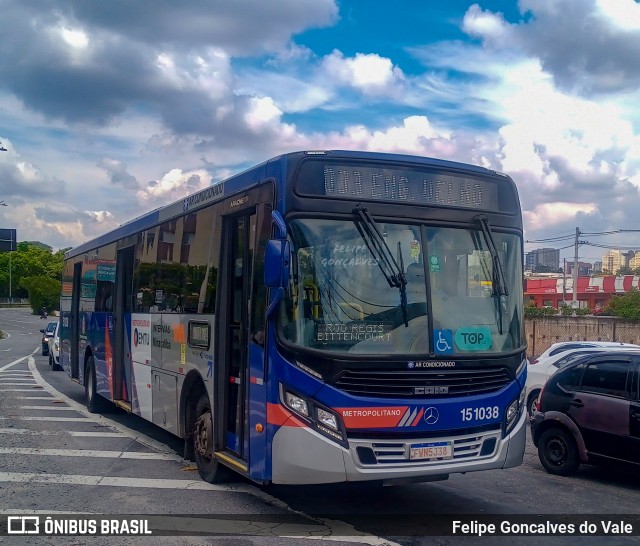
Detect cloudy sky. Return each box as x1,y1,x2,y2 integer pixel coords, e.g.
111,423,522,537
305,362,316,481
1,0,640,264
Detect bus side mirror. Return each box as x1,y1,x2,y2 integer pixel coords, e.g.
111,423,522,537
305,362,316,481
264,239,290,288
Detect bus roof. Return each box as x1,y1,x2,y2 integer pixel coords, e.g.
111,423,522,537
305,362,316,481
65,150,511,260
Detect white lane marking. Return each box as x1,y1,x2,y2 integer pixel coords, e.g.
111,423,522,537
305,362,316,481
0,447,179,460
0,472,398,545
25,360,398,545
0,472,227,490
3,396,58,400
0,429,125,437
28,356,184,462
14,405,74,411
0,356,28,372
0,416,90,422
0,385,44,392
0,382,39,386
0,510,90,514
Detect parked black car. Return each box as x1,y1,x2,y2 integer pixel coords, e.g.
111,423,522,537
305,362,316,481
531,349,640,476
40,321,57,356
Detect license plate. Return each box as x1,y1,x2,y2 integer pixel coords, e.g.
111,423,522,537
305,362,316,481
410,441,453,461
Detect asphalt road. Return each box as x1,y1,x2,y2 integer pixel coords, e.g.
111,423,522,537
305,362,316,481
1,307,639,545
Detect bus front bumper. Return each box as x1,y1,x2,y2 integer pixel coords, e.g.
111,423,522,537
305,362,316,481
270,409,527,485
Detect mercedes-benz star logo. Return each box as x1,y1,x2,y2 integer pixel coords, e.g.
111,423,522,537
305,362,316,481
423,406,439,425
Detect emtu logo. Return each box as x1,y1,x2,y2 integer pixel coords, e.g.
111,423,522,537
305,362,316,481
133,328,150,348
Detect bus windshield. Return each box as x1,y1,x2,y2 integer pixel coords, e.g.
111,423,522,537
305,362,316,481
280,218,524,356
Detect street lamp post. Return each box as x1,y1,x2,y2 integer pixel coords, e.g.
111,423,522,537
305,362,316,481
0,200,12,305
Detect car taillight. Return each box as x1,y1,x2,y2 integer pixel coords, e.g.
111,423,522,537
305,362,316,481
536,385,545,411
531,358,539,365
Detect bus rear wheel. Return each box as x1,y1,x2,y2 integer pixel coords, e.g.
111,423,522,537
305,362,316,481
85,356,109,414
193,393,227,483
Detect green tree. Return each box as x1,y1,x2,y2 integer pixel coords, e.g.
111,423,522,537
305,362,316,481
616,266,633,276
20,276,61,314
604,288,640,320
0,242,66,300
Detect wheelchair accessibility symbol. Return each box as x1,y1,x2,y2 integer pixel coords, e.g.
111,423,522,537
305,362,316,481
433,329,454,354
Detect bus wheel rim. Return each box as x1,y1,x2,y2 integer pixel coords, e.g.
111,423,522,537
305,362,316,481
195,411,213,460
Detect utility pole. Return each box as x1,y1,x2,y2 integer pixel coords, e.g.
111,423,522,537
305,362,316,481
563,258,566,304
573,227,579,308
572,227,589,309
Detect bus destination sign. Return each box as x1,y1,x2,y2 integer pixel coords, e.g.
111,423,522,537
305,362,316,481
322,165,499,209
295,160,512,211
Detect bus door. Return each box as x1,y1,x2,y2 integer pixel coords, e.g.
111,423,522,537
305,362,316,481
218,211,256,461
70,262,82,380
113,245,134,406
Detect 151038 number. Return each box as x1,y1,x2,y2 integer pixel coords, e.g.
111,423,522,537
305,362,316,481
460,406,499,422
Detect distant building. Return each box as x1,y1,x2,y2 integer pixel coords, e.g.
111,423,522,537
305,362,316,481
565,261,592,277
593,261,602,273
628,251,640,271
525,275,640,309
526,247,560,271
602,250,628,274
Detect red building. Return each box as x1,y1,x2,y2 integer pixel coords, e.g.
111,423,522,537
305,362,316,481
525,275,640,309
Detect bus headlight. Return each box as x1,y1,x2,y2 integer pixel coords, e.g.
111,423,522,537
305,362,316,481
505,399,518,425
317,408,338,431
285,392,309,417
504,388,526,435
280,385,346,446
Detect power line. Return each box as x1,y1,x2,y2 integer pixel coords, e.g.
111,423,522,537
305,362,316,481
526,234,575,243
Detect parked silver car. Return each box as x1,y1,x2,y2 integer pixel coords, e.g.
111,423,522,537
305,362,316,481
47,321,61,370
40,321,57,356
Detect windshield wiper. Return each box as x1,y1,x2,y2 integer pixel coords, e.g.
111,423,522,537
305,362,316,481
353,205,408,327
474,215,509,335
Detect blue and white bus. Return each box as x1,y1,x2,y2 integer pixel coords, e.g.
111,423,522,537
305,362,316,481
60,150,527,485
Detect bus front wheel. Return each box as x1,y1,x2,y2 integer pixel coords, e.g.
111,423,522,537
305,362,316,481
193,393,225,483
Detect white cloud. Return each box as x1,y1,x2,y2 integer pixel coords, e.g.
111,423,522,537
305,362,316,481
244,97,283,131
524,202,599,230
321,50,406,96
61,28,89,49
595,0,640,31
462,3,511,44
136,168,212,207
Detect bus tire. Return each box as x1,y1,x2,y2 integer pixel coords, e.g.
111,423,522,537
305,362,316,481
193,392,227,483
85,356,109,414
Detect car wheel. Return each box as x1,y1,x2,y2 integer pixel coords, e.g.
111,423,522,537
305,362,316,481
49,353,53,367
527,390,541,416
193,393,230,483
538,427,580,476
85,356,110,413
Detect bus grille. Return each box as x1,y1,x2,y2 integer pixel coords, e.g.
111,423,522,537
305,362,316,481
333,368,511,399
352,429,500,466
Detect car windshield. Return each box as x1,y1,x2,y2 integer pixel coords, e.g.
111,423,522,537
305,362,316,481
46,322,56,334
279,218,524,356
